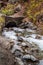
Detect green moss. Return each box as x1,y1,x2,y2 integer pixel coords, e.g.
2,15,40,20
1,3,15,15
26,0,43,23
1,8,14,15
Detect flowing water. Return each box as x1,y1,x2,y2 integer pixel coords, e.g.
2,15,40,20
2,27,43,65
2,27,43,51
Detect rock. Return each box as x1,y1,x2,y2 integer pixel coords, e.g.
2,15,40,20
31,48,39,53
22,17,29,22
20,22,34,29
14,50,23,58
20,22,28,28
26,29,36,33
23,54,30,60
18,36,23,42
30,55,38,62
32,26,37,30
35,35,41,39
14,4,22,12
21,42,27,47
11,45,23,53
3,28,8,32
21,42,30,48
16,57,24,65
22,54,38,62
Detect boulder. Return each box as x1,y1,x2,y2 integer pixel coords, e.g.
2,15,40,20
16,57,24,65
22,54,38,62
11,45,23,53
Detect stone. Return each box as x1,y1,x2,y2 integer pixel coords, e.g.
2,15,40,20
32,26,37,30
11,45,23,53
30,55,38,62
35,35,41,39
14,4,22,12
23,54,30,60
16,57,24,65
21,42,27,47
22,54,38,62
18,36,23,42
14,50,23,58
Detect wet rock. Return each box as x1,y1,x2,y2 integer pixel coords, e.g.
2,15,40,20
31,48,39,53
11,45,23,53
21,42,32,49
22,54,38,62
14,50,23,58
20,22,28,28
23,54,30,60
18,36,23,42
3,28,8,32
14,40,21,45
21,42,27,47
35,35,41,39
20,22,34,29
32,26,37,30
30,55,38,62
26,29,36,33
16,57,24,65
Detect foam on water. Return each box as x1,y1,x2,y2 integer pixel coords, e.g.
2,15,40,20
2,30,17,40
2,28,43,51
26,37,43,50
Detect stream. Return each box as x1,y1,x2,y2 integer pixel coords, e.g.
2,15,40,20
2,27,43,65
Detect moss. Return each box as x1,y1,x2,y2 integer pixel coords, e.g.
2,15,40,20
0,3,15,15
26,0,43,23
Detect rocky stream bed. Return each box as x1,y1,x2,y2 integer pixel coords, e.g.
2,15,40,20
0,0,43,65
0,24,43,65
